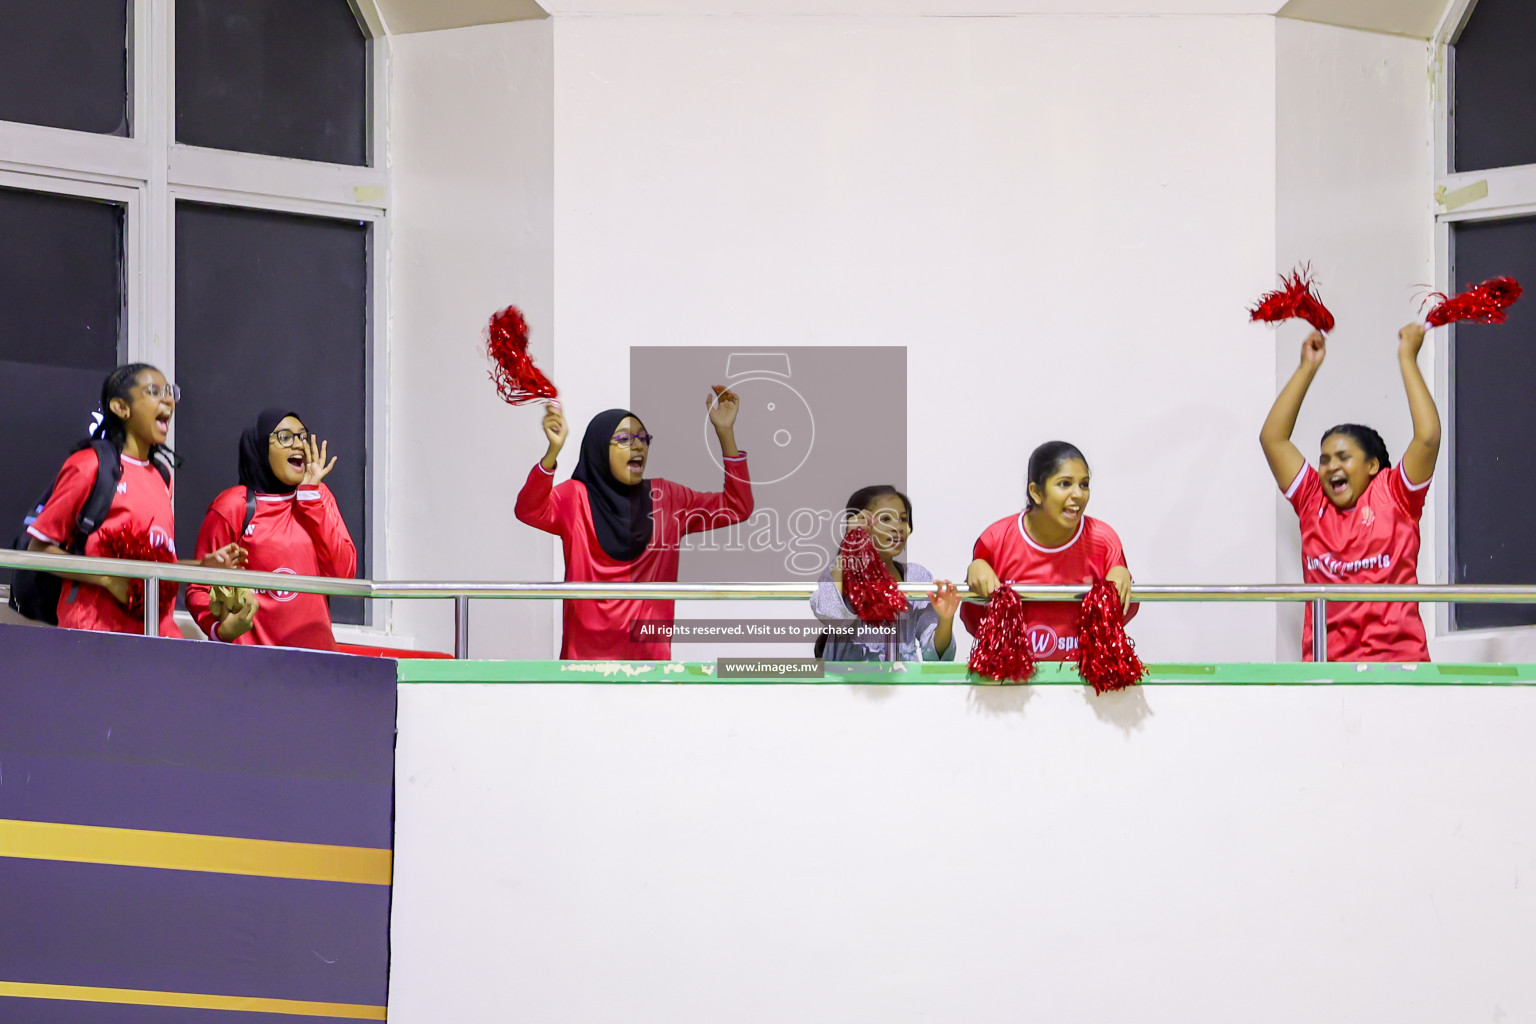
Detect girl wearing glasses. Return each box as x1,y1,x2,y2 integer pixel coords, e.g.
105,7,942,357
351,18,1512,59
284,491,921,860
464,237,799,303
962,441,1137,660
27,364,246,637
186,408,357,649
516,390,753,659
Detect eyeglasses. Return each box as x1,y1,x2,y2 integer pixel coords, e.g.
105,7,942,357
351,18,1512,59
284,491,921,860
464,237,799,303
610,432,653,449
270,429,311,448
138,383,181,401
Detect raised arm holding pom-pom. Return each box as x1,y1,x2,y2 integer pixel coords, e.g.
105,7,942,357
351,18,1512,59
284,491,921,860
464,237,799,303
540,402,568,471
1259,329,1327,490
1396,323,1441,488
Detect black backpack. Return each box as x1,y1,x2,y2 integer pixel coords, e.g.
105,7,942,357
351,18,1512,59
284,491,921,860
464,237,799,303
8,441,174,624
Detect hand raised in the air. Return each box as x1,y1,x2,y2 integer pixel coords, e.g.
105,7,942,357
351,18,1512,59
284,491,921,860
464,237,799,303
706,386,739,432
1300,330,1326,369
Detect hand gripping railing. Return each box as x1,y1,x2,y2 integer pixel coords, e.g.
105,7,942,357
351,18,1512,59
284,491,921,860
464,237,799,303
6,547,1536,661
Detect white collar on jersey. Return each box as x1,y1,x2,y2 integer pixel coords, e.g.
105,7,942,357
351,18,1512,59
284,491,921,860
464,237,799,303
1016,511,1085,554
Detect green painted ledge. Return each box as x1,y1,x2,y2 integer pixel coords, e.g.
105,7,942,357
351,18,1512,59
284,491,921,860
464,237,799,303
395,660,1536,686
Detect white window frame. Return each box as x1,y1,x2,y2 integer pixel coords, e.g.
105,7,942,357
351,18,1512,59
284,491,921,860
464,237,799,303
0,0,392,638
1431,0,1536,639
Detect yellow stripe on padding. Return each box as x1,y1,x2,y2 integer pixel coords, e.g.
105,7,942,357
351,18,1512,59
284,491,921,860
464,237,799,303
0,980,386,1019
0,818,391,885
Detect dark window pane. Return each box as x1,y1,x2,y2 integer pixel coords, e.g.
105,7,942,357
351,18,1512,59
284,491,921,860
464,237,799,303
0,188,123,586
0,0,129,136
176,0,368,166
1451,215,1536,629
1453,0,1536,172
175,203,369,624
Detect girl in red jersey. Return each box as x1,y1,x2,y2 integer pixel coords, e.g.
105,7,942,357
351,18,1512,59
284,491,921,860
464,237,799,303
1260,325,1440,661
962,441,1136,661
26,364,246,637
516,392,753,660
186,408,358,649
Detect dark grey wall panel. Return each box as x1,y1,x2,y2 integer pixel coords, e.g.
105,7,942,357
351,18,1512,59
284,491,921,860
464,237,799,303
0,189,123,582
0,0,129,136
1451,215,1536,629
1453,0,1536,172
176,0,368,166
174,203,368,624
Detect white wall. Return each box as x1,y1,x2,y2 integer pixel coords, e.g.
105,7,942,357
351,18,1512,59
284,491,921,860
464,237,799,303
551,14,1281,662
389,20,557,656
388,681,1536,1022
383,13,1453,661
1273,21,1435,658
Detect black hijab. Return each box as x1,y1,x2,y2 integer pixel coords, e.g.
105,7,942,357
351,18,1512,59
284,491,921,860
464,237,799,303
239,407,301,495
571,408,654,562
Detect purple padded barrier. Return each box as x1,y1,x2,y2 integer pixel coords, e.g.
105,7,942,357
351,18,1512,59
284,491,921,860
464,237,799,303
0,624,396,1021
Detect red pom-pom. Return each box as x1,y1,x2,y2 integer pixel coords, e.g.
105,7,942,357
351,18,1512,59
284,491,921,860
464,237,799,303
967,585,1038,684
94,525,178,616
1249,265,1335,333
485,305,558,406
1074,576,1145,695
1425,276,1523,328
838,527,909,622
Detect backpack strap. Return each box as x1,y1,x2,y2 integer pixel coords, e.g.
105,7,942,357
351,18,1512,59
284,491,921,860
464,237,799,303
69,440,124,555
240,487,258,539
150,448,173,487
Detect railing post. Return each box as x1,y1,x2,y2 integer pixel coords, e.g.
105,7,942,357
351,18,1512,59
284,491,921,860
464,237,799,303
144,575,160,637
1310,598,1328,663
454,595,470,660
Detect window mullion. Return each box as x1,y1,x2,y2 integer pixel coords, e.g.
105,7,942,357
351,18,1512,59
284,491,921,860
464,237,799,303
144,0,173,379
168,145,387,213
1435,165,1536,223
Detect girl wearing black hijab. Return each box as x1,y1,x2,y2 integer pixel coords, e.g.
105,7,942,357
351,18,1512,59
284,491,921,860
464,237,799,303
515,391,753,659
186,408,357,649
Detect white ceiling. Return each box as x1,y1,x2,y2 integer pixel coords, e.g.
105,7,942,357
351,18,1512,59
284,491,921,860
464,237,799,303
536,0,1284,13
372,0,1459,39
1277,0,1452,38
373,0,547,34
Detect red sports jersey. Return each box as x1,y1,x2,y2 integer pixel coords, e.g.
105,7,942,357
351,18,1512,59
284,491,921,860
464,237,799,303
516,455,753,659
960,513,1136,661
27,449,181,638
1286,462,1430,662
186,485,357,650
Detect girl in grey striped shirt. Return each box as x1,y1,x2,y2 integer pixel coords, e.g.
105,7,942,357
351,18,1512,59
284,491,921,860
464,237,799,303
810,485,960,663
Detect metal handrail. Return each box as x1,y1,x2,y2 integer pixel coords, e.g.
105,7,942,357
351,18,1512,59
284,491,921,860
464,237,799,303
7,546,1536,663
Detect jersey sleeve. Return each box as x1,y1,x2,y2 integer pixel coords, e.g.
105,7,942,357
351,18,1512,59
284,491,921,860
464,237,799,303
292,485,359,579
1091,521,1139,624
27,450,98,549
515,462,567,536
1383,462,1432,519
674,454,754,536
959,525,999,638
1284,463,1323,518
186,491,242,641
